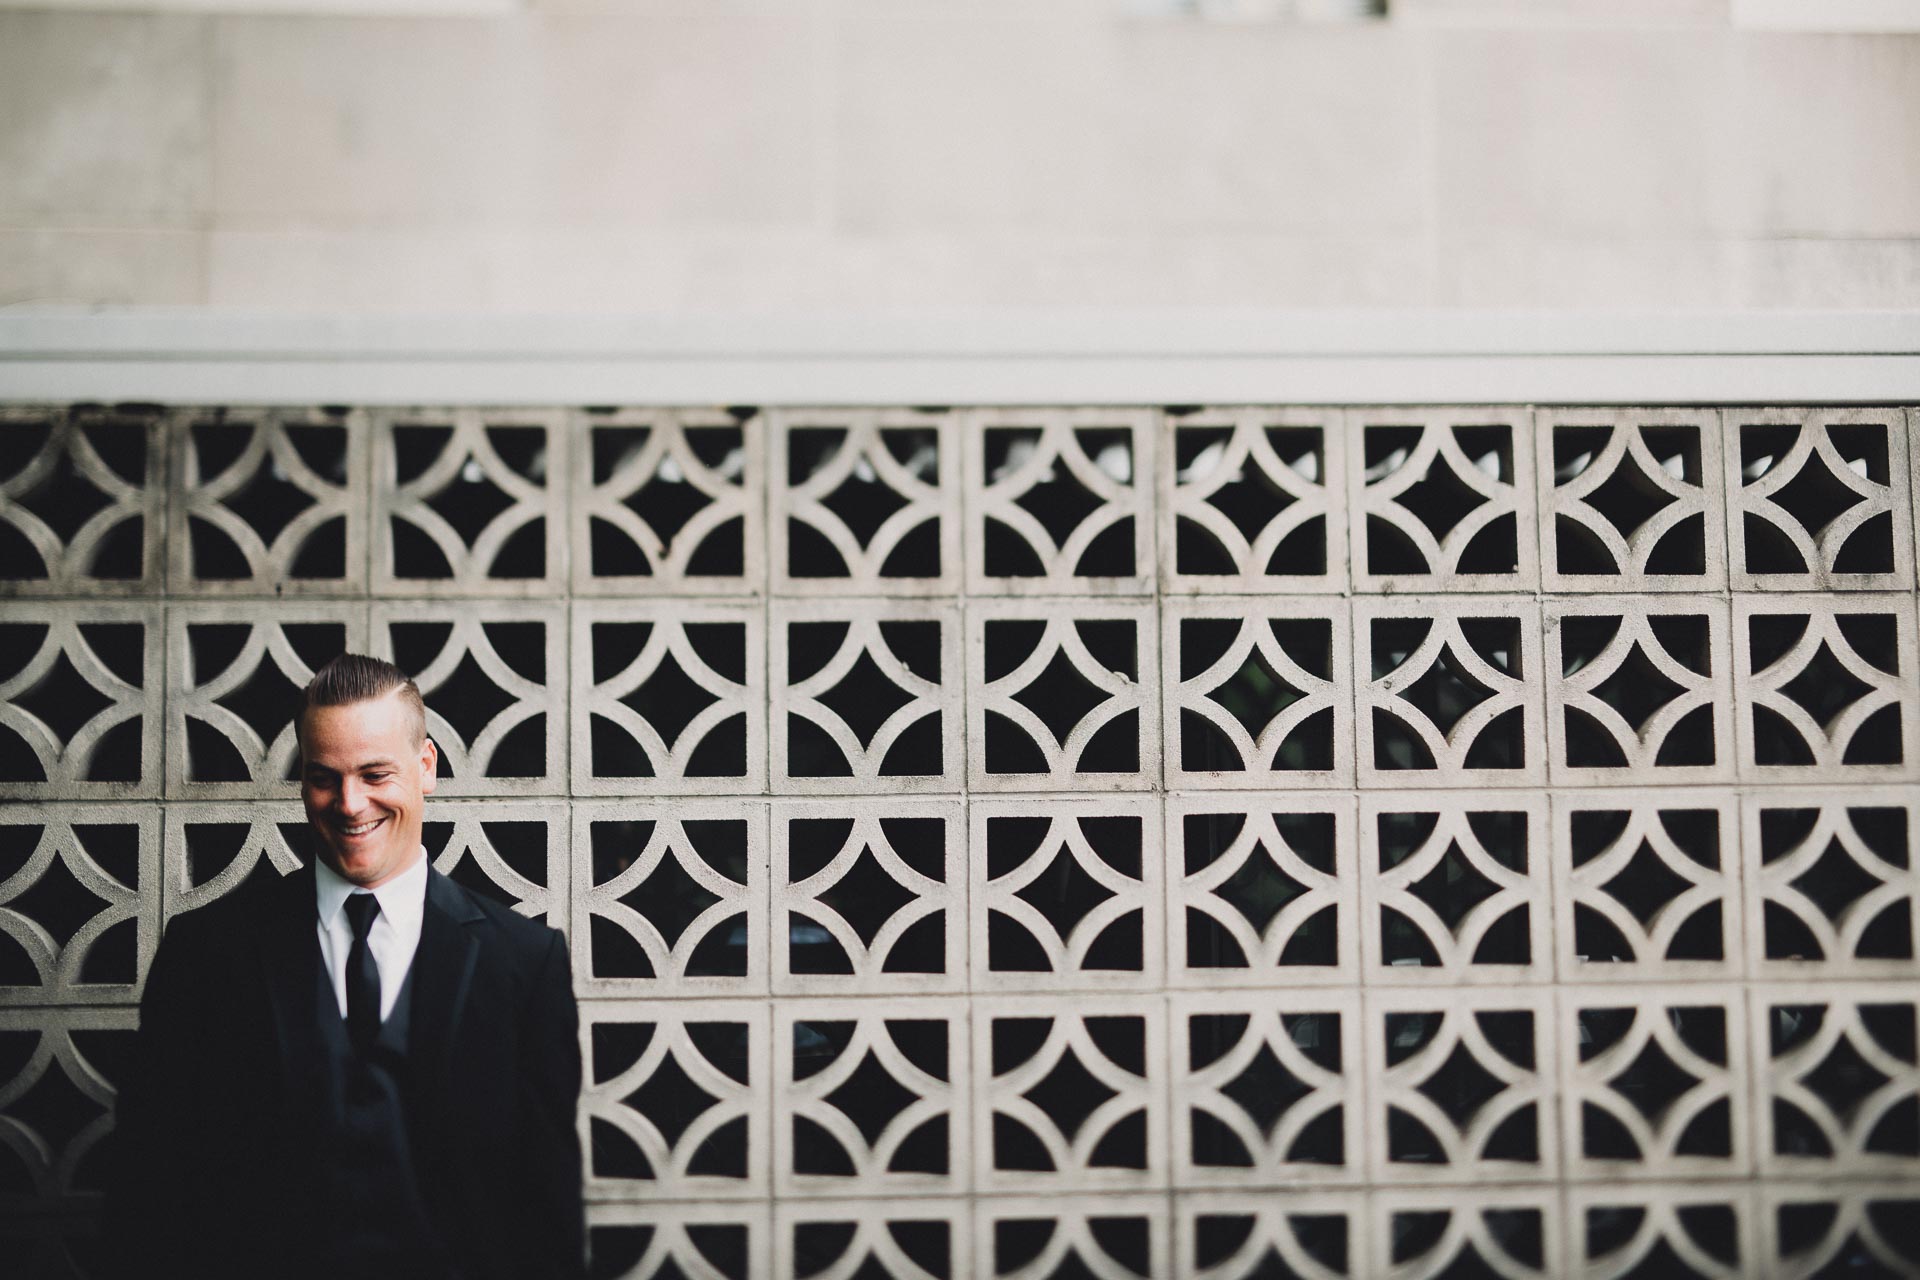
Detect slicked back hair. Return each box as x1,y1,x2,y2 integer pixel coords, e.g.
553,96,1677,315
301,653,428,747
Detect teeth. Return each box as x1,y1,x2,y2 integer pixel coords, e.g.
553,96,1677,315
340,819,383,836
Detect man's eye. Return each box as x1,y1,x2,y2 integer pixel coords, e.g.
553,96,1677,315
364,773,391,784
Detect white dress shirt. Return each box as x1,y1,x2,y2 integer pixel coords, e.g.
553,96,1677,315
315,849,429,1022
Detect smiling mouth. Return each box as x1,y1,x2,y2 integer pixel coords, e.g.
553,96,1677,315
336,817,388,839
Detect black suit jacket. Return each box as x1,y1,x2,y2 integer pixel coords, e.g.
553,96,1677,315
106,862,584,1280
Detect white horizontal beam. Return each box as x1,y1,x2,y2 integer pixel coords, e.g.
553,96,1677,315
2,355,1913,407
3,308,1915,359
0,309,1913,405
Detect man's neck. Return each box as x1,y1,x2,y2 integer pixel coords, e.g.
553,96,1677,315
316,847,429,897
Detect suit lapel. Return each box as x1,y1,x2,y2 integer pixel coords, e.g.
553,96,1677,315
409,868,484,1090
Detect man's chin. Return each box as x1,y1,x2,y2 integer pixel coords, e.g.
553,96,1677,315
320,844,395,886
319,836,425,889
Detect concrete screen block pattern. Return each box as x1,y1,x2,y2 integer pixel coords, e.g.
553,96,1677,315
0,401,1916,1276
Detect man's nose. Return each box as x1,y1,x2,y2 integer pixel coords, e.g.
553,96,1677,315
336,777,365,812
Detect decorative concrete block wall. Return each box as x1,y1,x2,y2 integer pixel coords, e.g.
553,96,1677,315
2,404,1918,1276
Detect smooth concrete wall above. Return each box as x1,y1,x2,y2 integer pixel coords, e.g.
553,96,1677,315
1,2,1917,312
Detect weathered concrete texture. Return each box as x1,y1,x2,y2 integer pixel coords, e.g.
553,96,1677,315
2,6,1917,309
209,17,541,228
0,12,210,226
0,227,208,308
210,14,820,230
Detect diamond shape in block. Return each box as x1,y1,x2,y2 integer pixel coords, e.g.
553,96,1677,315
1759,1182,1919,1280
582,1000,770,1201
1367,990,1555,1184
1165,601,1352,789
1726,410,1915,591
773,800,964,996
169,408,368,595
1538,409,1725,591
1545,599,1734,785
0,405,165,596
421,801,564,930
373,409,565,595
965,409,1156,596
775,1001,967,1197
574,408,763,596
1175,1192,1358,1280
773,602,958,795
1361,793,1550,986
591,1202,771,1280
1172,992,1362,1188
1744,793,1919,979
971,799,1163,993
573,802,767,998
0,806,159,1005
0,1007,138,1205
1367,1189,1560,1279
1162,409,1347,594
975,1194,1170,1280
1564,993,1750,1180
973,996,1168,1193
0,604,161,800
1349,410,1538,592
1168,797,1358,988
1355,598,1545,788
1554,793,1742,982
968,602,1159,793
1734,597,1918,782
576,602,766,796
1756,987,1920,1177
773,410,956,596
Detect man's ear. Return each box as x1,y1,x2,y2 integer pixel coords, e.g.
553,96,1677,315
420,736,438,795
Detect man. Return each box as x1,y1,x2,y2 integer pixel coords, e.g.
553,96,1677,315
108,654,583,1279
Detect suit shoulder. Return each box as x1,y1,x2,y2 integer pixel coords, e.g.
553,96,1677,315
453,878,565,956
158,865,306,951
143,866,307,1010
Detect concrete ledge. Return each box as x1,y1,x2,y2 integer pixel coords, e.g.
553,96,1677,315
0,308,1914,404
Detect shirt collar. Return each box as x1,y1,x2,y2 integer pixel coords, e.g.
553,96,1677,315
315,847,431,932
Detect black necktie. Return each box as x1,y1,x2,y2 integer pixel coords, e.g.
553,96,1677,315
342,893,382,1055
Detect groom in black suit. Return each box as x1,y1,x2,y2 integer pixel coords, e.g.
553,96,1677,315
107,654,584,1279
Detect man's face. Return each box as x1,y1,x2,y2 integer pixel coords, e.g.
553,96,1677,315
299,691,437,889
